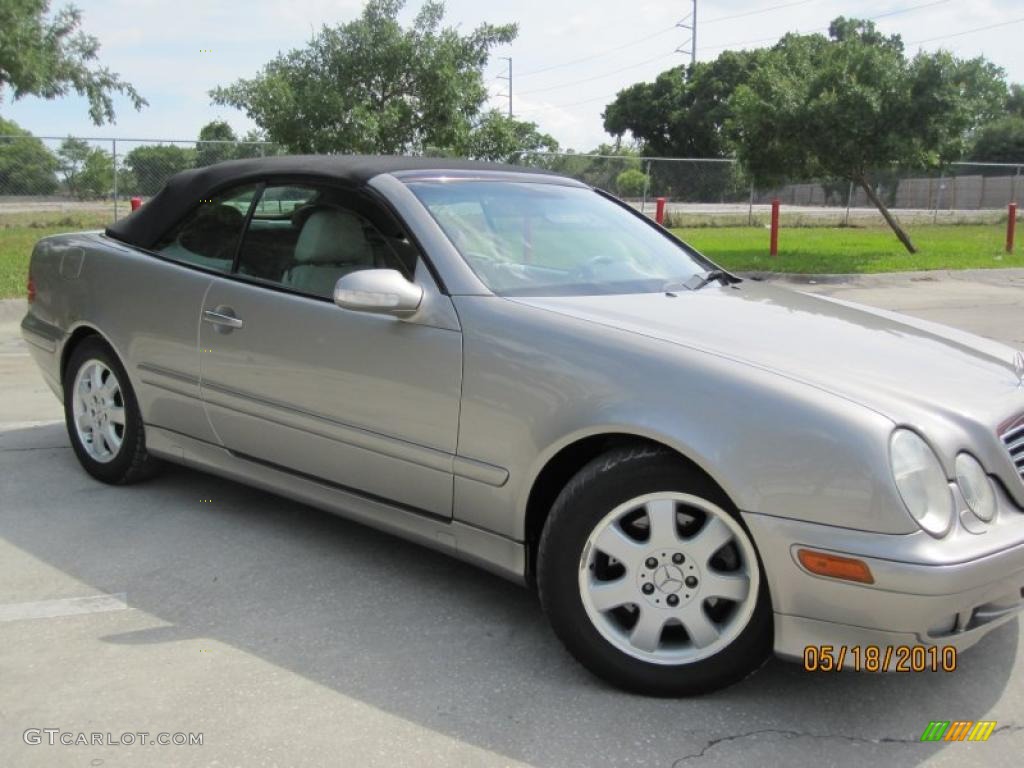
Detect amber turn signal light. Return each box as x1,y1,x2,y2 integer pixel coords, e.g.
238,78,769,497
797,548,874,584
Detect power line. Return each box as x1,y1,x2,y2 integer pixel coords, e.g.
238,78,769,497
516,0,825,79
516,25,678,78
702,0,814,25
907,15,1024,44
519,0,952,107
517,51,678,96
873,0,950,20
516,92,618,113
516,0,983,115
698,0,952,54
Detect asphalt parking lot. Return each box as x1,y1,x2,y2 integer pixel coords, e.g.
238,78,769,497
2,271,1024,768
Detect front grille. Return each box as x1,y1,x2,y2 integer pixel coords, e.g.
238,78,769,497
1001,419,1024,483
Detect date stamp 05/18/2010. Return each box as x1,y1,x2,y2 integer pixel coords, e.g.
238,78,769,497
803,644,958,673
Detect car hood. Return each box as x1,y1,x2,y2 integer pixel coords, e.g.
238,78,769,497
510,281,1024,426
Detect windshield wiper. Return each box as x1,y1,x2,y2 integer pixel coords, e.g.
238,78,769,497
682,269,738,291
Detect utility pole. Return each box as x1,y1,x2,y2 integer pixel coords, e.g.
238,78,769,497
497,56,512,117
676,0,697,70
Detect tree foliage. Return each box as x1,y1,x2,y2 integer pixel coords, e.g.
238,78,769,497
523,144,643,195
0,0,145,124
76,146,113,198
123,144,195,195
457,111,558,162
970,84,1024,162
0,117,58,193
969,117,1024,163
728,18,1007,252
1007,84,1024,119
56,136,90,196
195,120,239,167
210,0,539,157
615,168,647,197
603,50,767,159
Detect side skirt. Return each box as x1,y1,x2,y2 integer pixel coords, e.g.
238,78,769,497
146,425,527,585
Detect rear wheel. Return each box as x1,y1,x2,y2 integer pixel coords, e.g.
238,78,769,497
537,445,772,696
64,337,158,484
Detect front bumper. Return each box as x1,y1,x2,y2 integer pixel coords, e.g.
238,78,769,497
743,508,1024,667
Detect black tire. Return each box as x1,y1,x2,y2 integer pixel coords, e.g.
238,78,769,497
537,444,772,696
63,336,159,485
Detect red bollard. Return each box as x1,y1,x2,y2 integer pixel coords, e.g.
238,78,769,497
1008,203,1018,254
655,197,666,225
770,198,780,257
130,196,142,211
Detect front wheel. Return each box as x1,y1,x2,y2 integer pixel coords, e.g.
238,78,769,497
537,445,772,696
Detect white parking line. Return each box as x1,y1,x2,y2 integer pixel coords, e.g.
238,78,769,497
0,593,128,622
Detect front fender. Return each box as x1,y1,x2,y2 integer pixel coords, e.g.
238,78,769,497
451,296,911,541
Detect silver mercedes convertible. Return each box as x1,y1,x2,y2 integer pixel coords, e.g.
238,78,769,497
21,156,1024,695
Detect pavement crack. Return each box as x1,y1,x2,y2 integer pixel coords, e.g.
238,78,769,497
671,723,1024,764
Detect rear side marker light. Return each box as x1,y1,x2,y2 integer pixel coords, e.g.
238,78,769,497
27,276,36,303
797,548,874,584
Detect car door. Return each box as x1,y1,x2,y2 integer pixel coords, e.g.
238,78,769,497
131,183,260,443
198,182,462,517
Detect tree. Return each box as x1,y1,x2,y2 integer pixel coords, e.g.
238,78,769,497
0,1,145,124
234,129,277,159
729,18,1007,252
76,147,113,198
0,117,58,194
1007,84,1024,119
970,117,1024,163
529,144,643,192
615,168,647,197
210,0,517,155
123,144,195,195
196,120,238,167
458,111,558,162
604,50,767,159
56,136,90,196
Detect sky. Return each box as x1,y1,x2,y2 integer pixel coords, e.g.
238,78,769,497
1,0,1022,152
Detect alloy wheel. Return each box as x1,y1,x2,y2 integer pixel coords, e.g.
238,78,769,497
578,492,760,665
72,359,126,463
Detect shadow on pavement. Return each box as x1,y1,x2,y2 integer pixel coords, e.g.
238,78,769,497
0,422,1018,767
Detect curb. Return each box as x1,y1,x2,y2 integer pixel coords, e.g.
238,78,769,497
739,267,1024,288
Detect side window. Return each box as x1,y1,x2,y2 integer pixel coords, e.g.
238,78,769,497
152,184,258,271
235,184,416,299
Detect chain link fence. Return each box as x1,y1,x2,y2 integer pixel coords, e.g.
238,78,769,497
1,135,1020,228
0,135,281,224
511,152,1024,227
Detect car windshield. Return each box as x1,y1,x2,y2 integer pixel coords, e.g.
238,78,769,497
407,180,709,296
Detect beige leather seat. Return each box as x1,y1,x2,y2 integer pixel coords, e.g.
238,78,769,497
283,208,374,297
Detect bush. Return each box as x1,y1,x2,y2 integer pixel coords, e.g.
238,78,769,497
615,168,648,198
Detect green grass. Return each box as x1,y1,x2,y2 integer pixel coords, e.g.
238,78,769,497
0,212,109,298
674,223,1020,274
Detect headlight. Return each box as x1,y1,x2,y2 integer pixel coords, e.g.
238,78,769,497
955,453,996,523
890,429,954,537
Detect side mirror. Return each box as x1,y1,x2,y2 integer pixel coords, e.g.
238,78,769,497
333,269,423,317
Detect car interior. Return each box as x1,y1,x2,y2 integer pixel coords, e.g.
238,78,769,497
156,184,418,299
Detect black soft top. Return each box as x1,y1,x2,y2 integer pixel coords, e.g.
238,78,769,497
105,154,562,249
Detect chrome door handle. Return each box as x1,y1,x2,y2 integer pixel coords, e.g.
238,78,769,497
202,309,244,329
